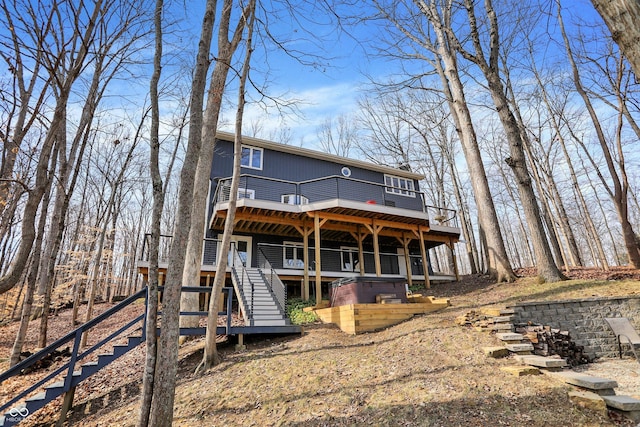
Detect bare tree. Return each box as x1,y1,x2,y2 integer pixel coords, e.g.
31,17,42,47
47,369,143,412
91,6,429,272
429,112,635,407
435,0,564,282
591,0,640,76
316,114,358,157
557,0,640,268
370,0,516,280
180,0,250,340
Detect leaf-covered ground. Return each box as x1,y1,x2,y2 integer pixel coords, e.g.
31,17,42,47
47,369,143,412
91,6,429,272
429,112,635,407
2,267,639,426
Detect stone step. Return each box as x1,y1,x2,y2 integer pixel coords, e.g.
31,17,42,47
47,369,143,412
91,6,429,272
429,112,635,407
568,391,607,415
516,355,568,368
483,346,509,358
495,332,524,341
554,372,618,392
500,308,515,315
500,366,540,376
491,323,514,331
602,395,640,411
505,343,534,352
492,315,515,323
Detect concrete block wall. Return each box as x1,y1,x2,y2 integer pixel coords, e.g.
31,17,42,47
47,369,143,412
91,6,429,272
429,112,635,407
508,296,640,360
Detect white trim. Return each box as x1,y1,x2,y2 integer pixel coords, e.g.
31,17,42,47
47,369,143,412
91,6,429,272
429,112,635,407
340,246,359,272
281,194,309,205
283,241,304,269
240,145,263,170
384,174,416,198
238,188,255,199
217,237,253,268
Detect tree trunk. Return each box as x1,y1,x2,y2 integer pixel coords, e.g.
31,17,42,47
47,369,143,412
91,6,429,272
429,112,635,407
591,0,640,76
138,0,163,425
557,1,640,268
197,0,256,374
10,178,51,365
448,0,564,282
422,2,515,282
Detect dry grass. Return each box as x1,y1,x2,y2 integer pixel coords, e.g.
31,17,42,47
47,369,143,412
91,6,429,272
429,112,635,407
4,268,639,426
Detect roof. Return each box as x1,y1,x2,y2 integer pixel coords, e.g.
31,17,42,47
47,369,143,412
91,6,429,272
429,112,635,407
215,131,425,181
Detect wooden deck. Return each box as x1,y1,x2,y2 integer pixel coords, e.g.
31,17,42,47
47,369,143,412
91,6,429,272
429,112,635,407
312,295,451,335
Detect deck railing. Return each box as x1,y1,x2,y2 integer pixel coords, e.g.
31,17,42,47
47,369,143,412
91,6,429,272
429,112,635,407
140,235,220,266
214,174,459,228
257,242,444,277
140,237,452,277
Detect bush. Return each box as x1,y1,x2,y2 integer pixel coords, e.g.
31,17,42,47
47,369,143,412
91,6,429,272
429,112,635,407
285,298,318,325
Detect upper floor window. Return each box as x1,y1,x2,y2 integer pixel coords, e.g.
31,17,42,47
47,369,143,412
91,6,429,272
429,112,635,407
384,174,415,197
281,194,309,205
241,145,263,170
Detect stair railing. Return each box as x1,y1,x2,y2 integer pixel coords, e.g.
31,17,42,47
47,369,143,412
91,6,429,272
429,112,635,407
229,244,253,322
0,288,148,415
257,246,286,314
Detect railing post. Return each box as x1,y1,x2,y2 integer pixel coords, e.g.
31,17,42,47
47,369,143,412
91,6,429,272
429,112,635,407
226,288,233,333
63,330,83,393
142,287,149,341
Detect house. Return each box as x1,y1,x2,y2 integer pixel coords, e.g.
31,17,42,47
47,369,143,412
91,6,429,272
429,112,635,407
139,131,460,330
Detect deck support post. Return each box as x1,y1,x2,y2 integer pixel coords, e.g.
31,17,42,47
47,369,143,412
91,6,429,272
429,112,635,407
369,221,383,277
235,333,246,350
302,225,312,300
399,234,413,288
418,228,431,289
314,214,322,306
56,386,76,427
449,239,459,281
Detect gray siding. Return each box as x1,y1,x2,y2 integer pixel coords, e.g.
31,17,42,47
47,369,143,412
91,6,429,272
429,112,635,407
211,139,423,211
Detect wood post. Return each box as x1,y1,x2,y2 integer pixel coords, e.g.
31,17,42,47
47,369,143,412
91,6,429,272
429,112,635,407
371,221,383,277
449,240,460,281
56,387,76,427
400,235,413,287
314,214,322,306
419,228,431,289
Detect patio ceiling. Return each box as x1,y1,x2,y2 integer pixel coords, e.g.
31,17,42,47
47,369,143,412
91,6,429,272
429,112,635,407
211,204,459,248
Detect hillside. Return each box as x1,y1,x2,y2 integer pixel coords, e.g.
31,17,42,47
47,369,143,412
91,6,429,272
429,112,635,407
2,267,640,426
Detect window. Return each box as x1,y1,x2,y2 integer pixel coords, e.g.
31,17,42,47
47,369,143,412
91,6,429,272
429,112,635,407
283,241,304,269
241,145,263,170
340,246,359,272
237,188,255,199
384,174,415,197
281,194,309,205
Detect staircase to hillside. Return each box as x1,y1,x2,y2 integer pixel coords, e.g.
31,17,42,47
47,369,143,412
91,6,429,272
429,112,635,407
0,289,148,427
231,266,290,327
229,245,291,328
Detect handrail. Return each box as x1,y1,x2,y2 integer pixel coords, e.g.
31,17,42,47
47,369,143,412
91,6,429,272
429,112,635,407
230,243,252,321
0,288,148,414
425,205,459,228
257,247,286,313
214,173,459,223
0,288,147,383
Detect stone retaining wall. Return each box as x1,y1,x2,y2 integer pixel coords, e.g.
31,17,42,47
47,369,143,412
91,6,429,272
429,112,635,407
508,296,640,360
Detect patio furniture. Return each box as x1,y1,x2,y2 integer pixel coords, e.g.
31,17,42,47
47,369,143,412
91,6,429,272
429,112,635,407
604,317,640,361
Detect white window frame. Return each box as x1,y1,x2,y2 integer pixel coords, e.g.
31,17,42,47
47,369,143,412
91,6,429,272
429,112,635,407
384,174,416,197
340,246,359,272
237,188,255,199
283,241,305,269
281,194,309,205
241,145,263,170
